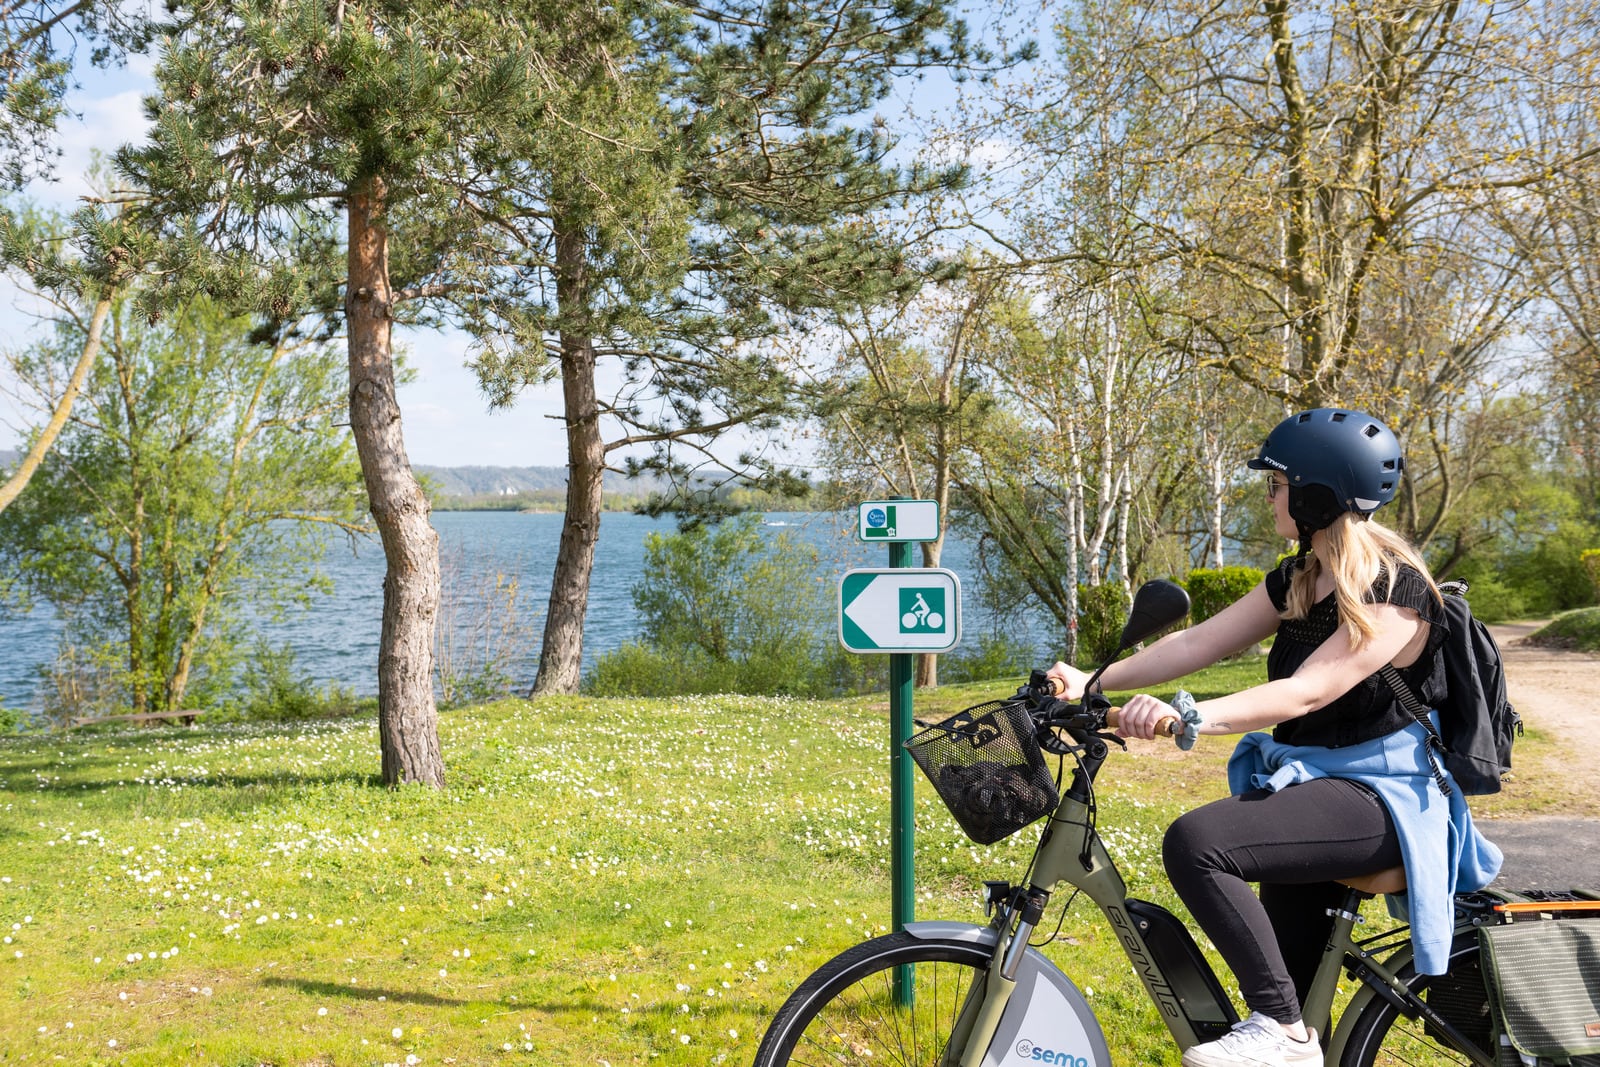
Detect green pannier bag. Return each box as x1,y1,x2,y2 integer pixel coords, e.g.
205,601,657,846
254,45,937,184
1480,906,1600,1065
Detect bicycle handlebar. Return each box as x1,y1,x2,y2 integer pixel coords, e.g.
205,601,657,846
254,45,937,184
1104,707,1181,739
1035,700,1179,740
1021,670,1186,747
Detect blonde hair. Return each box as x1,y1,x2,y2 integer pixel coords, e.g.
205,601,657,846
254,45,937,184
1283,513,1441,647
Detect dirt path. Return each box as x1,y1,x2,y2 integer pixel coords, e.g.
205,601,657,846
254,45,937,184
1487,622,1600,813
1478,623,1600,889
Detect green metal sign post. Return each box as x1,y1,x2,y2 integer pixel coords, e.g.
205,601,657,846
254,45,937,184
838,499,957,1008
887,540,915,1007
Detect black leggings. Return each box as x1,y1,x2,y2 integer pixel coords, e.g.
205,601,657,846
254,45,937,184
1162,777,1403,1024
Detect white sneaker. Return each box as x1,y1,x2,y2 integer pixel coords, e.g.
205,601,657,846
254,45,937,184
1181,1012,1323,1067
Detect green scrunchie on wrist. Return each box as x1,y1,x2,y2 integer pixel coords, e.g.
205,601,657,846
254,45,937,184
1170,690,1203,751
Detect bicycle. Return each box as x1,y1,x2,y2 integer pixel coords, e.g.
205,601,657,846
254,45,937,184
752,579,1588,1067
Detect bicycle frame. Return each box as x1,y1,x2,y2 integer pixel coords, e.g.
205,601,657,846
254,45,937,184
922,745,1499,1067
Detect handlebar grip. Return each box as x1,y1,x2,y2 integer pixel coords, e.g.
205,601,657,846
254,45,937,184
1104,707,1180,738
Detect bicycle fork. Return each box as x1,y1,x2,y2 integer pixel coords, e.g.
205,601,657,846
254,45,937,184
938,887,1050,1067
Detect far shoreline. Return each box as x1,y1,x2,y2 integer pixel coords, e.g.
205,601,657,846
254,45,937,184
429,502,832,515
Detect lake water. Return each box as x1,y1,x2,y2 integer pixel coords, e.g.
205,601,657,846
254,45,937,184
0,510,1055,710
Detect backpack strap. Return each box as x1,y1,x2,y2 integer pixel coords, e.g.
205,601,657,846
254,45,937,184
1378,663,1454,799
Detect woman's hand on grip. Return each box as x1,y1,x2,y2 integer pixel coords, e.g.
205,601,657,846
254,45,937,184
1045,661,1091,700
1113,693,1177,741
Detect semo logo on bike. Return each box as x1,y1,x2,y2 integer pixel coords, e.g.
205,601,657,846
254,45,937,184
1015,1039,1090,1066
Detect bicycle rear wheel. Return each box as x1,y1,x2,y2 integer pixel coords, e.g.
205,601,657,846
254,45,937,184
1338,935,1494,1066
752,931,993,1067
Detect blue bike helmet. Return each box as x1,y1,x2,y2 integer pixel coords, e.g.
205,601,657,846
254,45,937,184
1247,409,1405,540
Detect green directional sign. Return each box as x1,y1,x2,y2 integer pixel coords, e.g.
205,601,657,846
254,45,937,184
838,568,961,653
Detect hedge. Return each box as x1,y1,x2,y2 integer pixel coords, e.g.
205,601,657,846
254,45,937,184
1185,566,1265,624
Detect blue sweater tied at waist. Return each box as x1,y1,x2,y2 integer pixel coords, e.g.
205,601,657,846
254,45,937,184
1227,718,1502,975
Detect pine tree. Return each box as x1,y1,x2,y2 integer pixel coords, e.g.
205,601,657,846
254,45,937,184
118,0,571,785
459,0,992,693
118,0,1003,736
0,0,153,189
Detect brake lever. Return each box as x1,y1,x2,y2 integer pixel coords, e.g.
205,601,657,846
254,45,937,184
1093,729,1127,750
1058,692,1126,750
1034,695,1126,755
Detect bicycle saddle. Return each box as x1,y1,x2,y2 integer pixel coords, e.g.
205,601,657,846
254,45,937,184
1338,865,1408,896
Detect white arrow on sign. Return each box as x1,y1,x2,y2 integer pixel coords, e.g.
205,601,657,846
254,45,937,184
838,568,961,654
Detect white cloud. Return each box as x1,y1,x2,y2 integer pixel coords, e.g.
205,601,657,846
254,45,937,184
21,61,154,208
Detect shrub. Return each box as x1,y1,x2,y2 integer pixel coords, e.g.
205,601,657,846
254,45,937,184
1508,522,1600,613
1445,524,1600,622
38,642,125,728
1445,573,1525,624
239,641,365,720
1528,607,1600,652
434,547,534,706
0,698,27,734
1185,566,1263,624
586,642,740,697
942,633,1038,685
584,515,835,697
1077,582,1131,666
815,642,889,697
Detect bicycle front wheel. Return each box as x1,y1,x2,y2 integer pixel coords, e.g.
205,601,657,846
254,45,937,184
1339,935,1494,1066
752,931,994,1067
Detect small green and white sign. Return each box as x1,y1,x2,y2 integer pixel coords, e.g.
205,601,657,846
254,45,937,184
839,568,961,653
857,499,940,543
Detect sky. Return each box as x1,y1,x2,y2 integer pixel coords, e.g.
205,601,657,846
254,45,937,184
0,13,1014,474
0,62,782,472
0,49,581,469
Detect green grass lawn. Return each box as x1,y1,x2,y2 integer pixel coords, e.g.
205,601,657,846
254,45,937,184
0,657,1571,1065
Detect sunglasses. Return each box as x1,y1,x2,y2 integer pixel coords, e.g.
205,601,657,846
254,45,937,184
1265,477,1289,501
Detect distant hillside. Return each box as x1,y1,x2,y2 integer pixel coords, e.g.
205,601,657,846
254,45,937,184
0,450,741,510
414,465,672,499
0,451,652,497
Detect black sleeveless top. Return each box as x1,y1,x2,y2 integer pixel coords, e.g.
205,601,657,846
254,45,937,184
1264,556,1447,748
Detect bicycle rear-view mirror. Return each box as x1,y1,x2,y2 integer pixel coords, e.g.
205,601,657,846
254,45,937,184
1117,580,1191,653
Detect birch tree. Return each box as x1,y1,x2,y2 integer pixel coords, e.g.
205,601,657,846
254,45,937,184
813,267,1003,686
0,3,156,513
980,0,1598,546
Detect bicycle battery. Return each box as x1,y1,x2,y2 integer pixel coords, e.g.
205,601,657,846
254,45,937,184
1124,899,1239,1042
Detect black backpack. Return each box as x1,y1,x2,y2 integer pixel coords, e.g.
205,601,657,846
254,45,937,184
1379,579,1523,796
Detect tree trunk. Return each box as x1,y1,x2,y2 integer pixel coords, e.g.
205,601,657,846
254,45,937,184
126,427,148,715
1063,408,1083,666
125,521,147,715
1209,443,1226,570
532,223,604,696
347,177,444,788
916,537,943,688
0,293,113,513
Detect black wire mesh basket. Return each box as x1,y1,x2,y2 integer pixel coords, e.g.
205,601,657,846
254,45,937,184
903,699,1060,845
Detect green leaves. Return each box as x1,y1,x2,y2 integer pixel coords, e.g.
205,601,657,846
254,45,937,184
0,294,365,717
590,513,836,695
0,1,157,189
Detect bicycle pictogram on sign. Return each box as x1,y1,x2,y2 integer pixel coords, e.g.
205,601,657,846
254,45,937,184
899,588,946,633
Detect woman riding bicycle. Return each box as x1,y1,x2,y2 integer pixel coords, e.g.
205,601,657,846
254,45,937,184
1048,408,1502,1067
